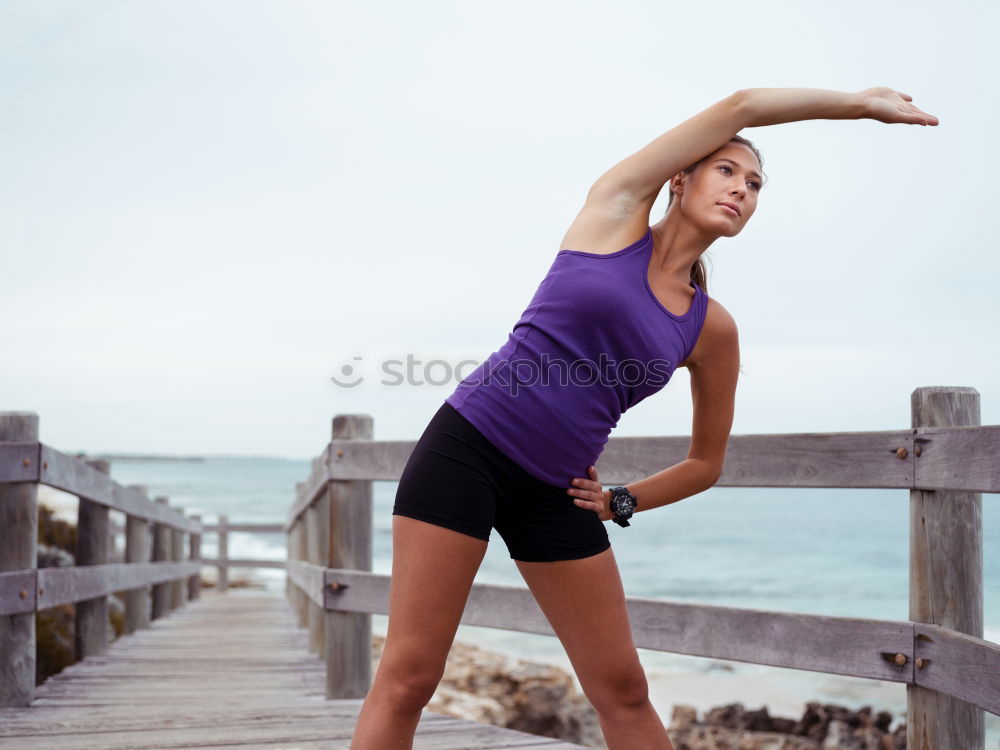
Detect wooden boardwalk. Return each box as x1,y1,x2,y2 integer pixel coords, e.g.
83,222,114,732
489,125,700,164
0,589,587,750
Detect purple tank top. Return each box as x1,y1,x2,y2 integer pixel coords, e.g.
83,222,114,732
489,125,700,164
445,227,709,487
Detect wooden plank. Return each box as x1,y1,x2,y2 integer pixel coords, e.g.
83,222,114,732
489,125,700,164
323,569,916,683
286,444,331,529
324,414,373,700
706,428,921,488
913,424,1000,493
124,490,152,633
0,590,587,749
188,515,202,601
216,514,229,592
283,422,1000,518
170,526,186,609
76,458,111,659
152,498,174,617
908,386,985,749
200,557,285,569
37,562,201,609
113,522,285,534
306,499,324,655
914,622,1000,715
0,413,39,707
316,428,924,488
627,596,912,681
36,445,200,532
327,437,415,480
286,559,325,607
199,523,285,533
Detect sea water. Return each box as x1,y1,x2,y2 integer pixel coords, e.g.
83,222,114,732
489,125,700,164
93,456,999,742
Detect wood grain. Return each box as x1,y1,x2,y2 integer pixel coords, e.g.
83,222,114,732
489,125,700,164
0,590,587,750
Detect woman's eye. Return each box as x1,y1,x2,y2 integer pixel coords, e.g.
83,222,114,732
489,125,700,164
721,165,760,191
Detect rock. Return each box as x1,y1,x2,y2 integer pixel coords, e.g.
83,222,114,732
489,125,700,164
37,542,74,569
372,635,606,748
667,701,906,750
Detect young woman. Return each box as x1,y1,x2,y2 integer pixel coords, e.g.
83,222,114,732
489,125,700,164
350,87,938,750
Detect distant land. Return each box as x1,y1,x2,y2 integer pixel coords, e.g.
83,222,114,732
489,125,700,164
71,452,306,462
75,452,206,462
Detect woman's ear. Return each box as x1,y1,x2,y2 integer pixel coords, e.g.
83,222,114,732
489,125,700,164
670,172,686,197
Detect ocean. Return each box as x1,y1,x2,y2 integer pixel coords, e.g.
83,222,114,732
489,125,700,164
51,454,998,743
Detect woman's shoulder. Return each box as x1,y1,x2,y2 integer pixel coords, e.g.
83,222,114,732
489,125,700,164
681,296,739,369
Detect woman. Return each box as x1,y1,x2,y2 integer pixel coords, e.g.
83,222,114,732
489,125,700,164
350,87,938,750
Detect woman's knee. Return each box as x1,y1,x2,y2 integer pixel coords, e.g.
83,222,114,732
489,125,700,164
583,662,650,715
373,653,446,715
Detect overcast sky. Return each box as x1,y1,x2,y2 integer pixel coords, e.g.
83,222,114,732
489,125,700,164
1,1,996,459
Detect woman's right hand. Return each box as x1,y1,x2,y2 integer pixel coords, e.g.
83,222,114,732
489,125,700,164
858,87,939,126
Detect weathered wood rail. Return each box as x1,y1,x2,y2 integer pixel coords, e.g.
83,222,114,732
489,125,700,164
0,412,581,748
287,385,1000,750
0,413,203,706
2,384,997,748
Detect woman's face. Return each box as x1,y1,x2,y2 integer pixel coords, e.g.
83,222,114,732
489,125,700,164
674,142,763,237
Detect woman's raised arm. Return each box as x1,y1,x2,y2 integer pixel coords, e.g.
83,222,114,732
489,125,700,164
589,87,938,208
740,86,938,128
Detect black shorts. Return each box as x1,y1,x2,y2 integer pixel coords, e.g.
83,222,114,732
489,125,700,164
392,401,611,563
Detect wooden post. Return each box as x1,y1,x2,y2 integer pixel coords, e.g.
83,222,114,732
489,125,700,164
151,497,172,619
124,484,151,633
188,515,202,601
76,458,110,659
317,492,330,660
170,521,185,609
909,386,984,749
307,499,323,655
294,512,309,627
0,412,39,707
286,489,296,604
286,486,302,604
217,514,229,593
324,414,374,699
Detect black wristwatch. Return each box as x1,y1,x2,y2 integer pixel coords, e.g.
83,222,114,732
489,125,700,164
608,486,638,527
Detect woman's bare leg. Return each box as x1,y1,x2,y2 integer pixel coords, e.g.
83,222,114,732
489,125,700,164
349,515,488,749
515,546,674,750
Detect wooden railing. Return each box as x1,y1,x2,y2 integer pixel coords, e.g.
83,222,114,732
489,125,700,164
285,386,1000,750
110,518,285,592
0,412,202,707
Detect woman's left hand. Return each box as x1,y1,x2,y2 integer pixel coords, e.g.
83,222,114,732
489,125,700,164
567,465,613,522
858,87,939,126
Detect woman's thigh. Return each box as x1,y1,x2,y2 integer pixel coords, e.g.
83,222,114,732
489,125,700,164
379,515,488,678
514,546,648,708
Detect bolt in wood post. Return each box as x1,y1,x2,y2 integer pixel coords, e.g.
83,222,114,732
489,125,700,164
124,484,151,633
76,458,110,659
188,515,202,601
151,497,172,619
217,514,229,593
324,414,373,699
908,386,984,749
0,412,39,707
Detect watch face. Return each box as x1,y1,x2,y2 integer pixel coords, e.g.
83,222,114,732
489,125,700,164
611,489,635,516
